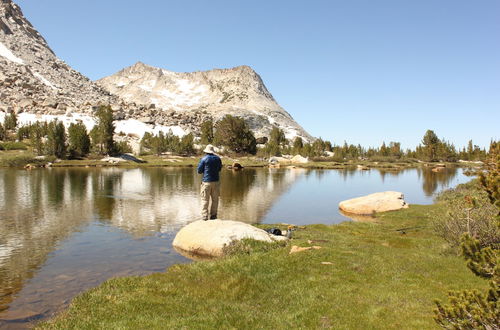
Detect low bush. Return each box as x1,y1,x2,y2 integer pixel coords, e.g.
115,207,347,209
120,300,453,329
432,180,499,250
0,141,28,150
0,154,55,167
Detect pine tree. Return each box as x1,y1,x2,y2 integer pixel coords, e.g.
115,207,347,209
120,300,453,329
4,112,17,130
213,115,256,154
178,133,195,155
293,137,304,155
422,130,440,161
31,123,44,156
68,122,91,157
266,127,286,156
94,105,116,155
0,123,5,141
434,141,499,329
46,120,67,158
200,120,214,145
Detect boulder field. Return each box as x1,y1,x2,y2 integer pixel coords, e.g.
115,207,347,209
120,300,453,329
339,191,408,215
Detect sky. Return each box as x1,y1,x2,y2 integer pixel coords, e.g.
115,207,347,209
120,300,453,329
16,0,499,149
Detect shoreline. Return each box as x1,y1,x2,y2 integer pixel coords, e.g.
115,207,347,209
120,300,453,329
0,151,483,171
36,183,487,329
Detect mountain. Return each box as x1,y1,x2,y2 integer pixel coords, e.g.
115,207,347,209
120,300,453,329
98,62,312,140
0,0,312,141
0,0,116,115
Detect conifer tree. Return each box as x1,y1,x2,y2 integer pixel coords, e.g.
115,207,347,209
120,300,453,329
213,115,256,154
46,120,67,158
200,120,214,145
422,130,440,161
434,141,499,329
293,136,304,155
93,105,116,155
4,112,17,130
31,123,44,156
0,123,5,141
68,122,91,157
178,133,195,155
266,127,286,156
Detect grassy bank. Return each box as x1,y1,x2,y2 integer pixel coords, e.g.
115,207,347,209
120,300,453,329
39,203,487,329
1,149,480,170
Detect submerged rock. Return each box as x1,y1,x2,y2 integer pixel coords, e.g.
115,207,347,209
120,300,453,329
173,220,287,258
338,191,408,215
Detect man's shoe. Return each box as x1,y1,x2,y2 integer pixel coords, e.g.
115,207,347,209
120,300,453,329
210,215,217,220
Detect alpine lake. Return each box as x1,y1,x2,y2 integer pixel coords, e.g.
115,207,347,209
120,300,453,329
0,165,471,328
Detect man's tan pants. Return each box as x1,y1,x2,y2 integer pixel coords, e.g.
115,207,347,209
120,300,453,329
200,181,220,220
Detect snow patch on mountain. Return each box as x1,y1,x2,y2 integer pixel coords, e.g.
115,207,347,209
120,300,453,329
33,72,57,89
0,40,23,64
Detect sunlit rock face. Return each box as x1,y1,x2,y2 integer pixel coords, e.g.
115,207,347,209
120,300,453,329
98,62,313,141
0,0,117,114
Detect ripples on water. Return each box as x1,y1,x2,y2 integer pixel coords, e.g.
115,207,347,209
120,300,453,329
0,166,469,327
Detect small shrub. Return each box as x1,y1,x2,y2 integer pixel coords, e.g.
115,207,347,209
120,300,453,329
432,181,500,249
0,154,55,167
115,141,133,154
0,141,28,150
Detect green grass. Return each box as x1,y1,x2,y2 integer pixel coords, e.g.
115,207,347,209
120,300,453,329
38,204,487,329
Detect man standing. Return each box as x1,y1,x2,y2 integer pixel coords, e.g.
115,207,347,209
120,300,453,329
197,144,222,220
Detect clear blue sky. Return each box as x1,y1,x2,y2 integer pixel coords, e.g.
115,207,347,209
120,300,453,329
17,0,499,149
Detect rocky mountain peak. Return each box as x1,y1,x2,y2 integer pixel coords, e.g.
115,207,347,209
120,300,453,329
0,0,116,115
0,0,51,51
0,0,312,142
98,63,311,140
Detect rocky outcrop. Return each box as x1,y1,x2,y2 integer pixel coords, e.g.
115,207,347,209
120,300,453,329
98,62,313,141
172,220,287,258
338,191,409,215
0,0,117,114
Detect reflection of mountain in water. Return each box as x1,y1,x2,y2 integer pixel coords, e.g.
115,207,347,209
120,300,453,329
0,167,303,314
110,167,305,234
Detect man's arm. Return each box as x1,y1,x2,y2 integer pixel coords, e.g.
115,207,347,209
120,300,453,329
218,157,222,172
197,157,205,174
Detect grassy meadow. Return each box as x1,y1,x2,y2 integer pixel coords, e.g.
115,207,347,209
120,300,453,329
38,202,487,329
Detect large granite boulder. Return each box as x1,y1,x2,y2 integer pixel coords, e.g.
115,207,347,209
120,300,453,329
173,220,287,258
339,191,408,215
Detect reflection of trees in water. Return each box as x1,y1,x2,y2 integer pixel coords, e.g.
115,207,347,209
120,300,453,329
91,169,123,221
419,167,458,196
145,167,196,196
69,169,89,200
46,170,66,208
220,169,258,201
219,168,302,223
0,169,94,314
338,167,358,181
378,168,408,182
0,167,304,316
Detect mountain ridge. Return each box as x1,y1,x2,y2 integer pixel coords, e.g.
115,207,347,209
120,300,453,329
0,0,312,141
98,61,311,140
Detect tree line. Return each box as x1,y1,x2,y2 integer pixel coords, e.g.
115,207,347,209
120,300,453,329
0,105,131,159
0,109,492,162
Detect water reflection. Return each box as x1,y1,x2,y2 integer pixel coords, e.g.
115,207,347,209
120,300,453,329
419,167,459,196
0,166,467,327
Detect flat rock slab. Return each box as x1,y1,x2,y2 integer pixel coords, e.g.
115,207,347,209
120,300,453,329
173,220,287,258
339,191,408,215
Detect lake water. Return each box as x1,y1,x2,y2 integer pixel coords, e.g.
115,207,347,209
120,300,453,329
0,166,469,328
